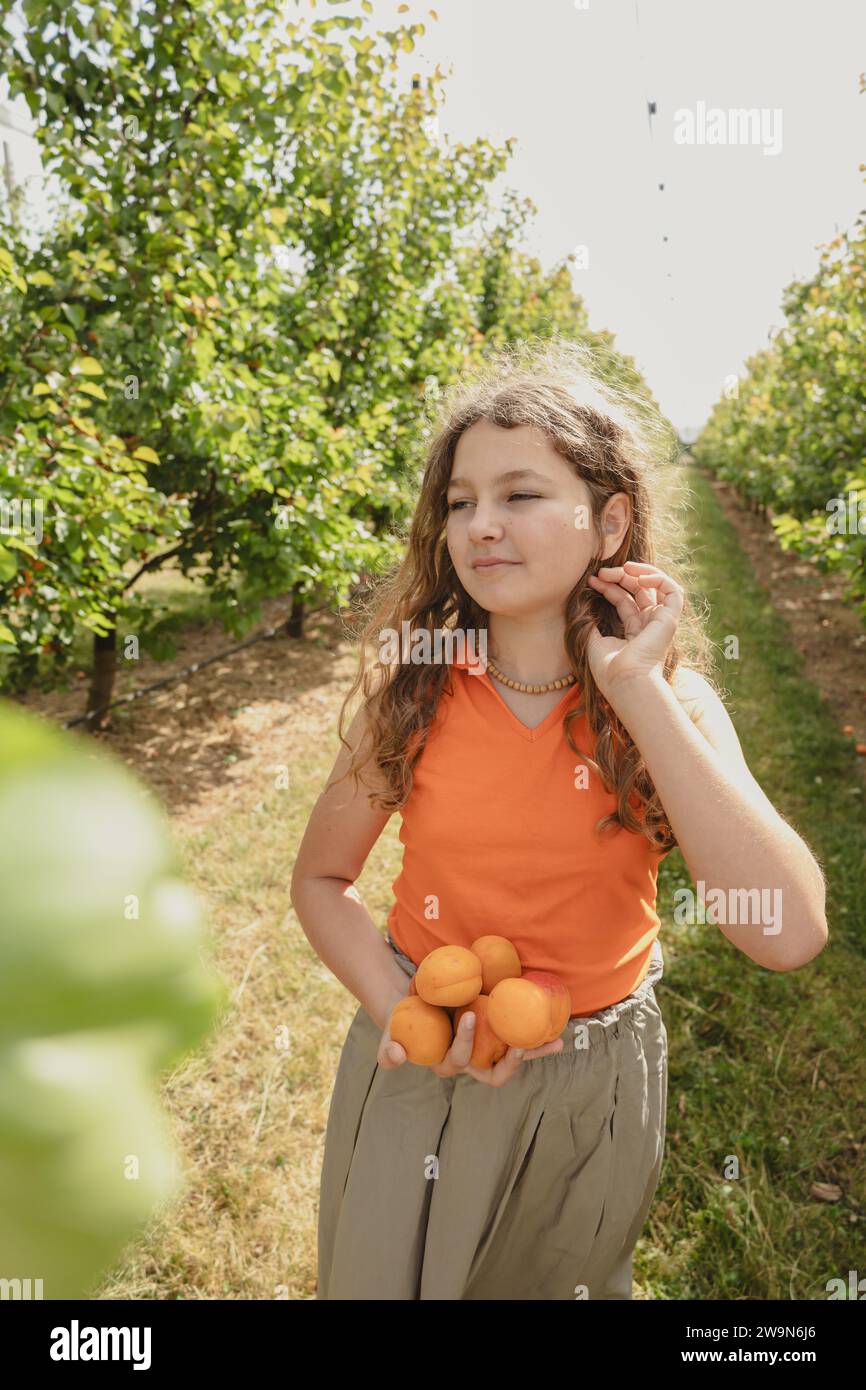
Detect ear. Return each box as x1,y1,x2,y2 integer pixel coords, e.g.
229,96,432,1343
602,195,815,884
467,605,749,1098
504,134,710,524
600,493,631,558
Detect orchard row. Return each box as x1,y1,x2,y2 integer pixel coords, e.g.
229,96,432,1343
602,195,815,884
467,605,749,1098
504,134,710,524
0,0,662,723
693,100,866,625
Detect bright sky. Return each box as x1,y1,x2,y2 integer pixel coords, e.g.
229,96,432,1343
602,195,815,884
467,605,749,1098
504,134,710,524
367,0,866,432
4,1,865,432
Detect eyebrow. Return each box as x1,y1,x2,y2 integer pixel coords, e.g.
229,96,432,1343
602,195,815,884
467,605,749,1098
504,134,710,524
446,468,550,491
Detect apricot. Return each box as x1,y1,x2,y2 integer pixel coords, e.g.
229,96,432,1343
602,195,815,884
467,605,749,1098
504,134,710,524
390,995,453,1066
470,935,522,994
454,995,508,1069
488,969,571,1049
414,945,483,1007
522,970,572,1043
487,978,549,1049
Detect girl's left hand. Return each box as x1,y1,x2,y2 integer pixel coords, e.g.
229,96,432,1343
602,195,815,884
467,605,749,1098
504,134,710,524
585,560,683,700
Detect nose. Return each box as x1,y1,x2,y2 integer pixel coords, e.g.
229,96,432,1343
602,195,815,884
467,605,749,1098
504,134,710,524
465,502,506,541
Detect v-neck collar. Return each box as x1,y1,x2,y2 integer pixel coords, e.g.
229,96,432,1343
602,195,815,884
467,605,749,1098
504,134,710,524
457,664,580,743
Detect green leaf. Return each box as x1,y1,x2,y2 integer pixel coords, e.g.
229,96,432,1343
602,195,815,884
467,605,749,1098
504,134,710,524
61,304,86,331
68,414,98,436
0,701,224,1299
2,537,39,560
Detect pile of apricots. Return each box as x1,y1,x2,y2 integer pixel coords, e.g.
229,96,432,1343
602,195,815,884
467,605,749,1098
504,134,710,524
389,935,571,1068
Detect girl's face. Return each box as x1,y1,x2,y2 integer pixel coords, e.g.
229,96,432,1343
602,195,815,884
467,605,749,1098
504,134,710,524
445,418,629,618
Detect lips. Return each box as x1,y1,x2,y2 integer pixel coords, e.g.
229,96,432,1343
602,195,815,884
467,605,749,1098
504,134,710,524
472,559,518,569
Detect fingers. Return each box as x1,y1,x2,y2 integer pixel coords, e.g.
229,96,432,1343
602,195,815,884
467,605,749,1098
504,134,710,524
498,1046,527,1079
597,562,662,590
521,1038,565,1061
598,562,683,604
485,1044,529,1086
428,1011,476,1078
589,573,646,610
385,1022,565,1083
461,1050,520,1086
587,574,645,637
446,1010,477,1069
591,567,655,611
378,1000,409,1069
378,1039,407,1068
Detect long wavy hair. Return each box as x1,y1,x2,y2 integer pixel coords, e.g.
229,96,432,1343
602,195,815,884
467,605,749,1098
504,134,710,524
333,335,717,852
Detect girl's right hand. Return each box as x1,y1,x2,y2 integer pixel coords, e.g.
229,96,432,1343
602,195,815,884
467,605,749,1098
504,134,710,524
376,996,410,1069
377,1002,564,1086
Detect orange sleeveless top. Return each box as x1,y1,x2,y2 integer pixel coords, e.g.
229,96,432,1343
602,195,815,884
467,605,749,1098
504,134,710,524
386,656,670,1015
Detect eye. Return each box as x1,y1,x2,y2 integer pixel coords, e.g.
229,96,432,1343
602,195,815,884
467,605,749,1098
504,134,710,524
448,493,541,511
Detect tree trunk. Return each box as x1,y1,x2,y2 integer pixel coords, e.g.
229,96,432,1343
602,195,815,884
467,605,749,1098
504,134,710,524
286,584,305,639
85,627,117,732
6,649,39,694
369,503,390,536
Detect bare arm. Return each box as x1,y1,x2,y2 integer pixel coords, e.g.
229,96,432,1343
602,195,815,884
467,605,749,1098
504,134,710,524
290,701,410,1030
619,667,828,971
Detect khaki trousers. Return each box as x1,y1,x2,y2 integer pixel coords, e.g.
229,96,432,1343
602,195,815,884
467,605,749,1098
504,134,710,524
317,934,668,1300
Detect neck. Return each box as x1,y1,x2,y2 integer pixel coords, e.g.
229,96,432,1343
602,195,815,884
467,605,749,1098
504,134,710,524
487,615,571,684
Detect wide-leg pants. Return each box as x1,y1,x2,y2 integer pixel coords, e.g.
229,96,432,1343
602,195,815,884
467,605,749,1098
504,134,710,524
316,934,668,1300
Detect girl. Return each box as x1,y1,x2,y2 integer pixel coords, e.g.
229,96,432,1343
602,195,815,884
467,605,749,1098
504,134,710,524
291,337,827,1301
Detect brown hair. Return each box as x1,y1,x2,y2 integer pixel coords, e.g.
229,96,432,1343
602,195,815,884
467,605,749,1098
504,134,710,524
334,335,718,852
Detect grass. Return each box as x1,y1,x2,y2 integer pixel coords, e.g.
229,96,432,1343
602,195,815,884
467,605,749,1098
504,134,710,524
643,461,866,1299
91,460,865,1301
